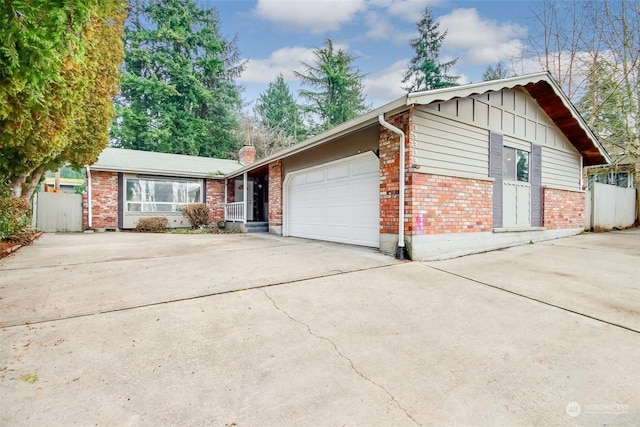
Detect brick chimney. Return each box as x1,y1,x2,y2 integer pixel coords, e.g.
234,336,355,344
238,144,256,165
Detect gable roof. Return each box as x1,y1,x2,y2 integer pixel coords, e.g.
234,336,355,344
90,147,242,178
407,72,610,166
230,72,609,177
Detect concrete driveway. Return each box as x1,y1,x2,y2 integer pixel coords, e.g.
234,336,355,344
1,230,639,426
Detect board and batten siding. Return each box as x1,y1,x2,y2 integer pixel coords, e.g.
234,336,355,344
415,87,583,190
412,108,489,179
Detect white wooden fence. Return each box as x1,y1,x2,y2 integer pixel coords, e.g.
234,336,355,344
585,182,637,231
34,191,83,232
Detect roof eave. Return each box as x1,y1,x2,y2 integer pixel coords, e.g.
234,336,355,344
88,165,227,179
225,96,409,178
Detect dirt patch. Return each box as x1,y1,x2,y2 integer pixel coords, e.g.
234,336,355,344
0,231,43,259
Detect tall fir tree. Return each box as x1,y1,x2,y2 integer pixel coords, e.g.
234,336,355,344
403,6,458,92
111,0,245,158
255,74,306,142
295,39,370,132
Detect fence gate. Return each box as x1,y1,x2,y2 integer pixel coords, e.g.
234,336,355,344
585,182,637,231
35,191,83,232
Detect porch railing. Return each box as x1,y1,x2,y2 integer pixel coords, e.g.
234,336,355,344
224,202,245,223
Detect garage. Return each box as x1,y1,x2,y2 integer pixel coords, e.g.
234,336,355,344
284,151,380,247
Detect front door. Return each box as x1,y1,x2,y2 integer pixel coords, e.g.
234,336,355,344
235,179,254,221
502,147,530,227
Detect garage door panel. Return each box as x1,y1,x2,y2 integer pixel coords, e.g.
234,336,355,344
352,158,379,176
286,152,380,248
305,170,325,184
289,174,307,187
326,184,352,202
305,186,326,201
351,179,378,196
327,164,350,180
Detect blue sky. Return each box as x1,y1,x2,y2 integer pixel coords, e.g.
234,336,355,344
209,0,541,110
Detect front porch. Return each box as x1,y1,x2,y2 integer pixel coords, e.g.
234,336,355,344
222,164,270,231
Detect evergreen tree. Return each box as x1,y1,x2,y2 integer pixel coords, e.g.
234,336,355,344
111,0,245,158
295,39,370,132
482,62,511,81
255,74,306,142
403,7,458,92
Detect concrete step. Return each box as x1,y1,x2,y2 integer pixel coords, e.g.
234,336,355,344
245,222,269,233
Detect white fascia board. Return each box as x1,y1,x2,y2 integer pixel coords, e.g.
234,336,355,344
406,72,551,105
89,166,226,179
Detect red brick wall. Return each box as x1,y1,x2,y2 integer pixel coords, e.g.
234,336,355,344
86,171,119,229
268,160,283,227
406,173,493,234
543,187,584,229
379,110,412,235
205,179,225,223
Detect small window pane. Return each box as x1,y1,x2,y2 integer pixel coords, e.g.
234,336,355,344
127,180,141,201
127,202,141,212
516,150,529,182
615,173,628,188
503,147,516,181
188,182,201,203
154,182,173,202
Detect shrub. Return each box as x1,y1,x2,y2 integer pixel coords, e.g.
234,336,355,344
182,203,210,229
135,217,169,233
0,183,32,240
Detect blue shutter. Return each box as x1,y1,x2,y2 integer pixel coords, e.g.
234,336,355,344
530,144,542,227
489,131,503,228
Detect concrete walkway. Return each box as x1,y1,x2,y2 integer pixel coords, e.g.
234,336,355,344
1,230,639,426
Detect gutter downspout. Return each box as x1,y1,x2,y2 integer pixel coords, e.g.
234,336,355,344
86,165,92,229
378,114,405,260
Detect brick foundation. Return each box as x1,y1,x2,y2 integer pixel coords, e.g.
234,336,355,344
268,160,283,227
543,187,584,229
406,173,493,234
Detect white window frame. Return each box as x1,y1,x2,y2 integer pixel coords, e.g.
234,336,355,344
125,176,203,213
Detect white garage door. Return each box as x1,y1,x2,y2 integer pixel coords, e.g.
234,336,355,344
285,151,380,247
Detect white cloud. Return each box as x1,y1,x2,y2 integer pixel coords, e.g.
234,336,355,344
363,59,408,106
438,8,527,66
253,0,367,34
368,0,440,22
241,46,317,84
363,11,414,43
